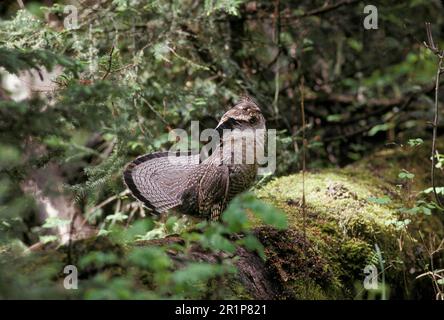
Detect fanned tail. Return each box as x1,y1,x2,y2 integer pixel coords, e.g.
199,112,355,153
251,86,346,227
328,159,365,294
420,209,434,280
123,151,200,213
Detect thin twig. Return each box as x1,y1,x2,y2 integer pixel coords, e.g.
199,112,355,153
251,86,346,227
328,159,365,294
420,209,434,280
86,189,130,216
299,0,360,18
67,211,78,265
431,57,444,208
137,93,170,126
299,77,309,299
272,0,281,125
417,232,444,299
299,78,307,244
101,46,115,80
424,22,444,209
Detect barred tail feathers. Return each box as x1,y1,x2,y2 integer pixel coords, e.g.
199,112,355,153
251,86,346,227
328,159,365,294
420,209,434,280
123,151,200,213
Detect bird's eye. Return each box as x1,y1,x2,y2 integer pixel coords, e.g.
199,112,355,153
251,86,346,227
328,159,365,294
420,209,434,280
249,117,257,124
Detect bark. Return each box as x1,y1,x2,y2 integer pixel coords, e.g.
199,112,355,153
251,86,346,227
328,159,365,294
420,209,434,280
21,139,96,246
139,230,285,299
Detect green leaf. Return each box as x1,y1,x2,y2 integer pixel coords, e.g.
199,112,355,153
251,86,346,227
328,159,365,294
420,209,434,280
121,219,154,242
42,217,70,229
223,193,287,230
367,196,392,205
239,235,265,260
165,216,178,233
207,233,236,253
247,200,287,229
408,138,424,147
421,207,432,215
128,247,172,271
398,169,414,180
172,263,231,287
327,114,342,122
105,212,128,223
39,235,58,244
422,187,444,195
79,251,118,269
98,229,111,237
368,123,394,136
222,202,249,233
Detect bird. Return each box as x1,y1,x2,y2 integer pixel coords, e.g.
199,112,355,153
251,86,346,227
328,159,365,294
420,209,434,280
123,96,266,220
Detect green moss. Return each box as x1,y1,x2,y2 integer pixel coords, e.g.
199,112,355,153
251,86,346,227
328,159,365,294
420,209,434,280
337,238,373,286
253,226,343,299
253,147,442,299
289,279,330,300
219,276,253,300
253,141,444,299
256,169,399,243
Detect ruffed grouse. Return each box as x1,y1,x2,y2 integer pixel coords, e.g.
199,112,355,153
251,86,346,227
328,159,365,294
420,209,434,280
123,96,266,220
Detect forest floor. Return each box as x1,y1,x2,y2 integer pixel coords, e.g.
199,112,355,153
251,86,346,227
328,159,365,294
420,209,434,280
1,143,443,299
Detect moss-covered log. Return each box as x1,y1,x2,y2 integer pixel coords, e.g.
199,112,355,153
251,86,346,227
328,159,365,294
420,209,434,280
253,144,444,299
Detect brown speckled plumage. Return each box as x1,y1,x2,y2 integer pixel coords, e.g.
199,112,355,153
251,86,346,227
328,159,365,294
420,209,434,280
123,96,266,220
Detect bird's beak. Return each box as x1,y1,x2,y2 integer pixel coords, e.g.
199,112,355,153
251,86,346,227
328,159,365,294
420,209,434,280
215,122,225,137
215,117,237,136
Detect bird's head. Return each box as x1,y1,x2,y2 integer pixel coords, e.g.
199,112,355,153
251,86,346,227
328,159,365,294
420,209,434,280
215,96,266,133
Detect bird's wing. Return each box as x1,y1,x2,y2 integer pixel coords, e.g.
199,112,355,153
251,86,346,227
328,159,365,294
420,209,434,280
197,164,230,220
123,151,200,213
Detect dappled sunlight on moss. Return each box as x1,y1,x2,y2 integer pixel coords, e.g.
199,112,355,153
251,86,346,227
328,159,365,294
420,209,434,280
253,146,444,299
256,169,398,239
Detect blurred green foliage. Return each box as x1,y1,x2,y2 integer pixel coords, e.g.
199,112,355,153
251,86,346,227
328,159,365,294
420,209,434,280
1,0,444,299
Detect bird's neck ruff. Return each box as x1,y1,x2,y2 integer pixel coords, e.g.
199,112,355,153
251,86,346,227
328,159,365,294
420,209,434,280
209,128,266,166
